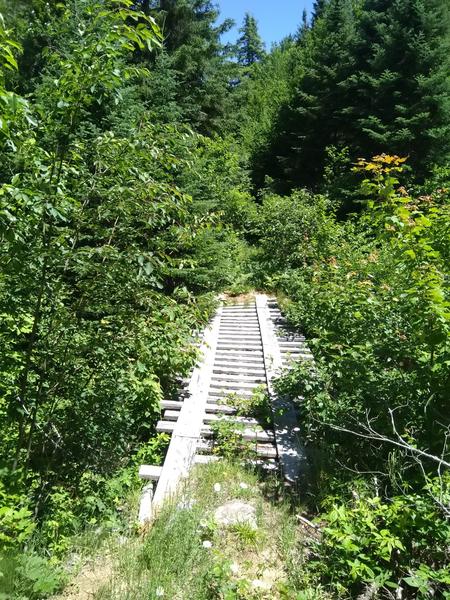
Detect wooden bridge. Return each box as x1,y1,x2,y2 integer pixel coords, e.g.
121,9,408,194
138,294,311,523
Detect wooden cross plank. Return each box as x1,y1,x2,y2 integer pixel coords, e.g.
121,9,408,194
139,465,163,480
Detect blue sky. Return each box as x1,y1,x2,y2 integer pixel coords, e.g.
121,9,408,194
219,0,315,47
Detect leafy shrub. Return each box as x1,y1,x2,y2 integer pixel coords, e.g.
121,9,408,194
312,481,450,598
253,189,340,286
0,0,242,565
0,552,63,599
266,156,450,597
0,503,35,550
279,157,449,469
211,419,256,460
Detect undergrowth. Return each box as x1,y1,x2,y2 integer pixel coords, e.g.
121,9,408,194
93,461,326,600
211,387,272,460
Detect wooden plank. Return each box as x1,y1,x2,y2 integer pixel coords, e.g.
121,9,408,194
209,379,264,390
164,411,259,426
202,414,259,426
138,484,154,524
210,372,266,383
157,420,273,443
139,465,163,480
214,356,264,364
142,306,223,522
205,402,236,414
221,310,258,314
196,439,278,459
204,423,274,443
221,316,259,320
194,454,220,464
163,409,259,423
208,389,254,399
255,294,307,483
219,334,262,340
160,400,184,410
217,343,263,350
213,363,265,372
215,351,263,360
163,410,180,421
219,326,261,331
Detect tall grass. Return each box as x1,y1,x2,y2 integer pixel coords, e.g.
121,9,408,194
93,461,312,599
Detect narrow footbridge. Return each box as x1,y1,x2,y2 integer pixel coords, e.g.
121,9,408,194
138,294,312,523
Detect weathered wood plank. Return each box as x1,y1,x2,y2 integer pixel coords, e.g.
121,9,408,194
139,465,163,480
208,389,254,399
165,410,259,426
157,420,274,443
160,400,184,410
196,439,278,459
140,306,223,522
210,373,266,383
215,352,264,360
213,362,265,372
209,379,264,390
194,454,220,464
138,484,154,524
205,402,236,414
255,294,307,483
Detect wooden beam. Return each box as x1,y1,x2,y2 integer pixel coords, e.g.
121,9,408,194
197,439,278,459
194,454,220,464
138,483,154,524
160,400,184,410
139,465,163,480
255,294,307,483
147,306,223,520
205,402,236,414
156,420,274,443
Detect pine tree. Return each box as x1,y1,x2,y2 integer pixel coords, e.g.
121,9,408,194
258,0,359,190
150,0,235,133
257,0,450,191
350,0,450,176
312,0,327,23
296,9,309,41
236,13,265,67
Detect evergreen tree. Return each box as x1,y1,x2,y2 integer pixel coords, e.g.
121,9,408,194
236,13,266,67
257,0,359,191
149,0,235,133
295,9,310,42
350,0,450,176
258,0,450,191
238,41,298,167
312,0,327,23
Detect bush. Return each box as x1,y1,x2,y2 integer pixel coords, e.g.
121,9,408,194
265,156,450,598
253,189,340,286
0,552,63,599
312,481,450,598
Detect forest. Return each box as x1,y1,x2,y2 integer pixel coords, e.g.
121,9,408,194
0,0,449,598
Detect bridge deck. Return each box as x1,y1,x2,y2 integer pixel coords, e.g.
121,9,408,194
139,294,309,523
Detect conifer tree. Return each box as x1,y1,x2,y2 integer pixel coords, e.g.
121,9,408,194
258,0,450,191
296,9,309,41
257,0,359,190
350,0,450,176
148,0,235,133
312,0,327,23
236,13,266,67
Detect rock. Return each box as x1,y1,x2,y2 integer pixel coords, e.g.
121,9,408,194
261,568,280,589
214,500,257,529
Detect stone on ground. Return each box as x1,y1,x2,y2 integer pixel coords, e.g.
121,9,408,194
214,500,257,529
